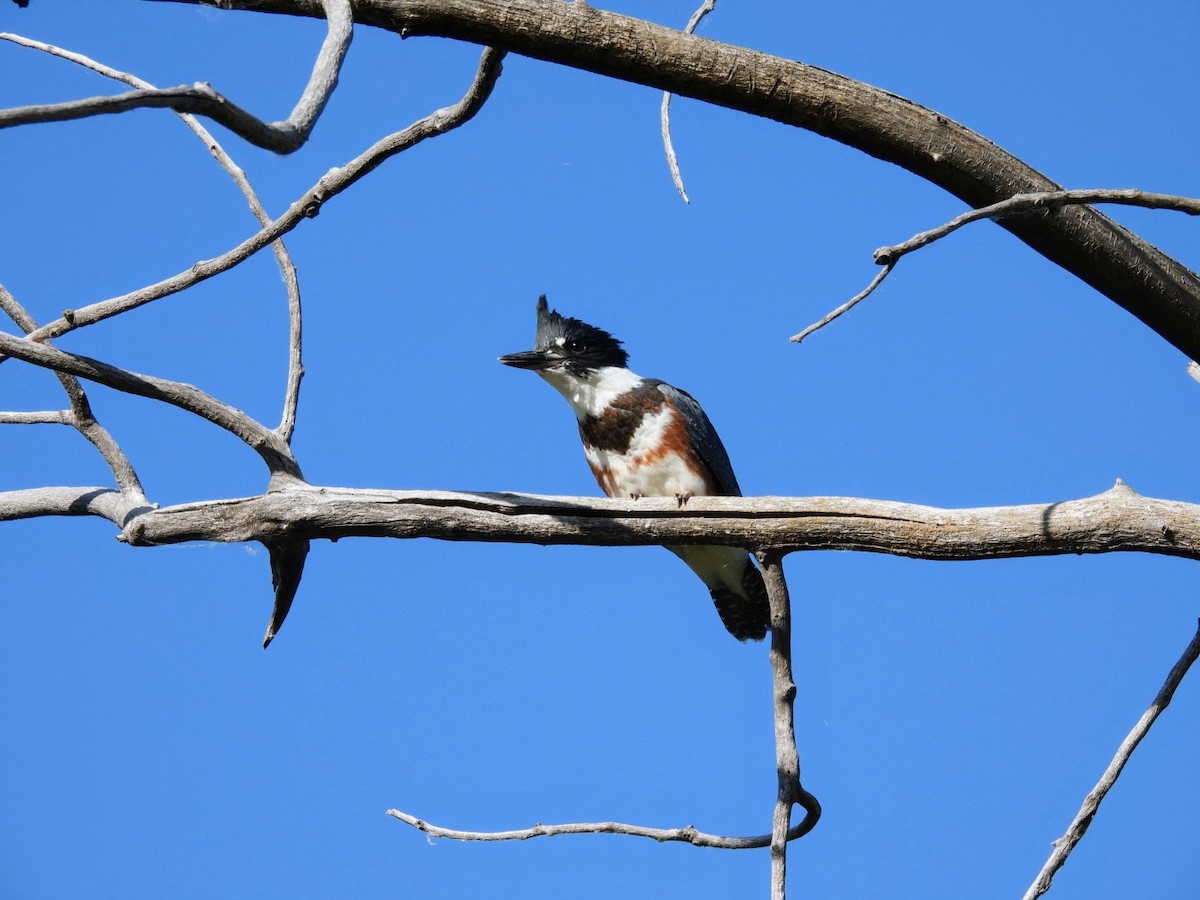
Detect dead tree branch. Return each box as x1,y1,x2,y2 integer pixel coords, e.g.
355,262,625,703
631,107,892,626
0,329,305,485
0,31,308,440
0,0,352,153
795,189,1200,342
0,283,148,510
148,0,1200,361
0,486,133,527
0,46,504,357
1023,618,1200,900
659,0,715,203
387,809,814,849
759,552,821,899
105,480,1200,563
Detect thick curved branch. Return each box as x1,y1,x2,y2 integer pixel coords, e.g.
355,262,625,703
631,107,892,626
0,0,352,152
0,46,504,353
154,0,1200,360
115,480,1200,562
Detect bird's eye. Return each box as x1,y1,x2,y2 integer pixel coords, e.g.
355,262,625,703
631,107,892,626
565,339,585,353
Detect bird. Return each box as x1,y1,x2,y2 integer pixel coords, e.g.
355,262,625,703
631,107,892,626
498,295,770,641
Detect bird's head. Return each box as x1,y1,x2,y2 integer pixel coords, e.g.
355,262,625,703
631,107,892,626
498,295,628,377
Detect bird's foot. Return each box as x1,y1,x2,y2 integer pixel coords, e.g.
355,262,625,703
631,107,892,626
629,492,644,500
675,490,693,507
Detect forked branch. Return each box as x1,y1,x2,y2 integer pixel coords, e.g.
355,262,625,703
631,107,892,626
794,189,1200,343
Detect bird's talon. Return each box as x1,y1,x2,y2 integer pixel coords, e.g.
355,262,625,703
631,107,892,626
675,490,693,507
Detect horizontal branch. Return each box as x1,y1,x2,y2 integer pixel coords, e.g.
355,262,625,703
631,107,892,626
387,809,814,850
154,0,1200,360
0,409,72,425
116,480,1200,562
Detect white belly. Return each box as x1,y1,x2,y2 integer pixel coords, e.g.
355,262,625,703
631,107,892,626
584,407,709,499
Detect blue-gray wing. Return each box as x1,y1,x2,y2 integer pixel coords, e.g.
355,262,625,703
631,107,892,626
655,382,742,497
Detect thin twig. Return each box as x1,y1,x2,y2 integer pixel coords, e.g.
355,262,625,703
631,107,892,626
0,47,505,356
1022,618,1200,900
387,810,816,849
0,31,306,441
790,262,893,344
660,0,716,203
0,0,352,153
792,188,1200,343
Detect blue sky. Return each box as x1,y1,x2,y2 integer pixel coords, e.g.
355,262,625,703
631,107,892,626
2,2,1199,898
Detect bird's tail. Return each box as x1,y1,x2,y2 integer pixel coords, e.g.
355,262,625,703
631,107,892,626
708,555,771,642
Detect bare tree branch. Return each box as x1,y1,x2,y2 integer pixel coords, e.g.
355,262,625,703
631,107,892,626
0,283,148,504
0,46,504,356
1023,618,1200,900
150,0,1200,361
790,263,893,345
0,32,307,441
262,538,310,647
385,553,821,860
113,480,1200,562
386,809,816,850
0,329,305,485
0,410,72,425
795,189,1200,343
659,0,715,203
0,0,352,153
759,551,821,899
0,486,136,527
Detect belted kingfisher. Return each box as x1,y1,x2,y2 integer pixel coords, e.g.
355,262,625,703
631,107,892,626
499,296,770,641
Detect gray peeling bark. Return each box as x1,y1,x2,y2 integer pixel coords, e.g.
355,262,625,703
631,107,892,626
160,0,1200,360
119,480,1200,563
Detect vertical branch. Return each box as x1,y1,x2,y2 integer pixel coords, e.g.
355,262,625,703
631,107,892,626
660,0,716,202
759,550,803,899
1022,618,1200,900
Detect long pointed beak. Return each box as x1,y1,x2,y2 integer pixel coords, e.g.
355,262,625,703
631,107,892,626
498,349,559,371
